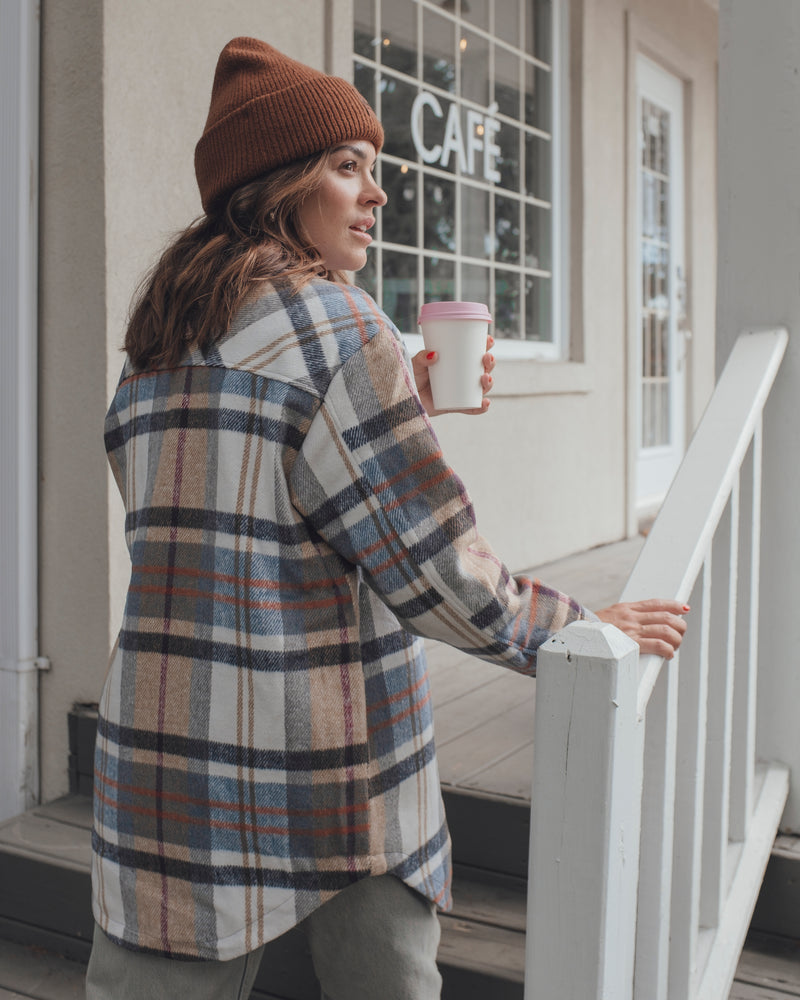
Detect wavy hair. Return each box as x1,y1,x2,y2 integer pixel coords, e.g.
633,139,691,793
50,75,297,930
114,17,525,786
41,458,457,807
124,150,343,371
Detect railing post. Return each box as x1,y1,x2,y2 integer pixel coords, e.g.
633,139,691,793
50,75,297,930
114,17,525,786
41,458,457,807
526,621,642,1000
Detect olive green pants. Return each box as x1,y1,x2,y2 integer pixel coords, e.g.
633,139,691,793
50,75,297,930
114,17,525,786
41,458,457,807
85,874,442,1000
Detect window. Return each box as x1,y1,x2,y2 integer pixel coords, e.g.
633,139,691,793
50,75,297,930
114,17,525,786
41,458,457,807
354,0,566,359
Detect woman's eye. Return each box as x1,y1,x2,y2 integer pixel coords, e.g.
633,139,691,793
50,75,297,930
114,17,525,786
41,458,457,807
341,161,358,173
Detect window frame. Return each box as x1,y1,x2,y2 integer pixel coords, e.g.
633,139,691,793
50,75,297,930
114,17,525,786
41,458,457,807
353,0,570,361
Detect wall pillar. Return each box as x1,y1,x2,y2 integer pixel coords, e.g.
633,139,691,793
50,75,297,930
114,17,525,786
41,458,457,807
717,0,800,831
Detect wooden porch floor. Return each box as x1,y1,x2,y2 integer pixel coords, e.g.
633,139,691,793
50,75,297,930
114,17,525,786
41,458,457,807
428,534,646,802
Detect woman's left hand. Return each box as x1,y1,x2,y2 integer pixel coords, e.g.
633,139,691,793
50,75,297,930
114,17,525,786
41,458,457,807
412,337,496,417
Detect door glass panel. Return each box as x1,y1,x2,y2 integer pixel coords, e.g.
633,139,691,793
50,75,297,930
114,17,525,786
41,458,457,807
640,98,671,449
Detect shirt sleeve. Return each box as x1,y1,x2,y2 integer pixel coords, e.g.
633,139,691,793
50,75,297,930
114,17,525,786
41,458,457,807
288,324,597,675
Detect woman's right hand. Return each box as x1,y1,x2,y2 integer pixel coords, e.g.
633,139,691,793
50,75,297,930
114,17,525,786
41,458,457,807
595,599,689,659
411,336,496,417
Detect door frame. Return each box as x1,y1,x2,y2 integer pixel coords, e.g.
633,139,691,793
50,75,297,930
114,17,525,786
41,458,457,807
625,14,695,536
635,54,687,510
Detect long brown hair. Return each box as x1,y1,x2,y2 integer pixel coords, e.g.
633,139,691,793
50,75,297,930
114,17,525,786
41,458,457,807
124,150,344,371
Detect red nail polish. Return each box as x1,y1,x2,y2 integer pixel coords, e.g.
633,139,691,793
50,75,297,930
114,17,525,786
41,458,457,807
426,352,436,360
683,605,690,612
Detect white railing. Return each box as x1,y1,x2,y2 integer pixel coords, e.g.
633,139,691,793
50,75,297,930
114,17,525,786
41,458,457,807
525,329,790,1000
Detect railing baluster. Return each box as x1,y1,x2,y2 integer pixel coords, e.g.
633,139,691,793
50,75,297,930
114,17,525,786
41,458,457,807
669,566,711,1000
730,420,762,840
700,485,739,928
634,663,678,1000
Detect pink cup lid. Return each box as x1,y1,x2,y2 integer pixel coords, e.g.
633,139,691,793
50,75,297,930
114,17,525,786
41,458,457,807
418,301,493,324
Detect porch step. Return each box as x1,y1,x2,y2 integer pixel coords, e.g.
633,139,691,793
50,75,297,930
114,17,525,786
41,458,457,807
0,795,526,999
0,791,797,998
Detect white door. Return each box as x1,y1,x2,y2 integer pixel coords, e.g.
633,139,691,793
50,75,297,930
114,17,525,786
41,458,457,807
635,56,688,511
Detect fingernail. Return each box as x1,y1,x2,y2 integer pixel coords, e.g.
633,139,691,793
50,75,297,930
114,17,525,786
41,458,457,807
488,354,494,364
426,352,436,360
683,605,690,612
487,375,493,384
488,336,495,347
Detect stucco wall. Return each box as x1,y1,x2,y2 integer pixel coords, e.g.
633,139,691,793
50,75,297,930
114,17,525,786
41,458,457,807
717,0,800,829
37,0,717,802
38,0,332,802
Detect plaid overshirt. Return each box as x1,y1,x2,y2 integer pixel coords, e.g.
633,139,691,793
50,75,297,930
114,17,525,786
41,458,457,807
92,277,593,959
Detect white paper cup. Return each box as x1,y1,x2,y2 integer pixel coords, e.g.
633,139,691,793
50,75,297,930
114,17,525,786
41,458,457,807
418,301,493,411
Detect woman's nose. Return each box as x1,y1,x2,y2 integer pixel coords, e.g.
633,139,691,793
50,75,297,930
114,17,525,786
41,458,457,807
363,176,387,207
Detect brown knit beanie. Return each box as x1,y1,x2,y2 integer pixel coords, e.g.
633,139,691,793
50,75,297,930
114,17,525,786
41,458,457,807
195,37,384,213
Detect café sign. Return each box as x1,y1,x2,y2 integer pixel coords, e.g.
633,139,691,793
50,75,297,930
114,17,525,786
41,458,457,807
410,91,502,183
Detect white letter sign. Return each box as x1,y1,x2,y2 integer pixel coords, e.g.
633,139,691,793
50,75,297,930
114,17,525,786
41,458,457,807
410,91,503,183
411,91,443,164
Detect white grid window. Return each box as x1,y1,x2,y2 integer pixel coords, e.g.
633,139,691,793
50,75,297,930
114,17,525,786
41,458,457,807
354,0,566,359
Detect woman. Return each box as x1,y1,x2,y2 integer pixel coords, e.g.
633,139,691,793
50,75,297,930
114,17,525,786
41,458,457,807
87,37,687,1000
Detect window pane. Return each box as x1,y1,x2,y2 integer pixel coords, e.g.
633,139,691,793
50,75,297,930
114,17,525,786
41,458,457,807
525,202,551,270
423,9,456,93
383,250,418,333
461,184,491,260
494,0,521,47
495,270,521,337
424,256,455,302
354,0,377,60
381,76,418,161
642,174,669,243
383,162,418,247
525,274,552,341
424,176,456,253
642,244,669,311
381,1,417,76
494,46,521,119
358,248,377,299
642,100,669,174
525,63,552,131
460,29,490,107
354,62,376,115
462,0,489,32
463,263,491,306
495,194,520,263
525,131,551,200
496,124,521,191
527,0,552,63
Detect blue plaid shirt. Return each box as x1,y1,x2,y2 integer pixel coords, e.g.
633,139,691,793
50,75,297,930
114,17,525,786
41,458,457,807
92,277,592,959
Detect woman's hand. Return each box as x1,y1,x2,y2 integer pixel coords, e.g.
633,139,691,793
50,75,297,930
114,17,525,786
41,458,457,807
595,599,689,659
412,336,496,417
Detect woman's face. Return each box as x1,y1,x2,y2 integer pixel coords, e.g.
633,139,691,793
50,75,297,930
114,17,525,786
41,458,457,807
297,140,387,273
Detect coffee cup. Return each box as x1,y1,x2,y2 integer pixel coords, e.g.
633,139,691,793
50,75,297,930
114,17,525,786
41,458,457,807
417,301,493,411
